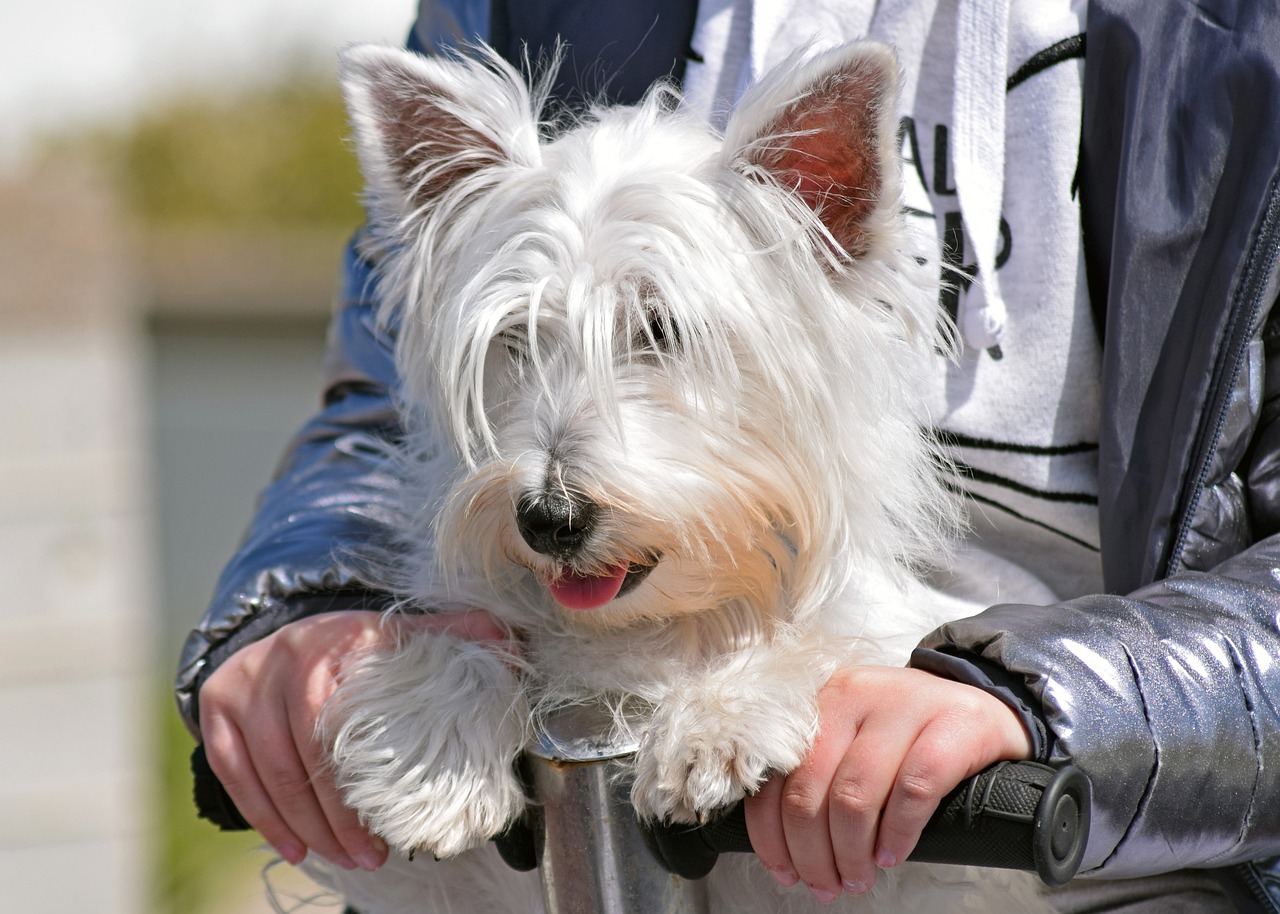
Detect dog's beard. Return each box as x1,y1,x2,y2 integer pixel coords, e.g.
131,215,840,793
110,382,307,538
429,379,804,631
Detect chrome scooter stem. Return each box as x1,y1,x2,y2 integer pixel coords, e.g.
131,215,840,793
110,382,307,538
525,702,710,914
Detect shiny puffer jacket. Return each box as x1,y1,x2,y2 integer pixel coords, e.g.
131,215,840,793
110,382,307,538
175,0,1280,908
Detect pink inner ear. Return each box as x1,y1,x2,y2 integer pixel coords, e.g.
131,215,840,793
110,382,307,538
772,110,880,255
369,69,504,210
755,63,889,257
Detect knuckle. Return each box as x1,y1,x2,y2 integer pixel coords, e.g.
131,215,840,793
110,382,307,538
201,734,243,783
199,677,236,715
278,614,344,657
896,747,952,804
828,778,880,818
823,667,859,692
200,724,232,759
944,692,988,725
779,781,826,823
896,770,945,805
329,611,373,639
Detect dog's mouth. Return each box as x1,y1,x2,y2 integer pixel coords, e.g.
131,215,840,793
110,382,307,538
544,561,656,611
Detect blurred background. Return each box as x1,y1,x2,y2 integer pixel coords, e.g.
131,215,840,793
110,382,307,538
0,1,417,911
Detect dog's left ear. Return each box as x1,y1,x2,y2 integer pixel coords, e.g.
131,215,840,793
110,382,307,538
340,44,540,224
722,42,901,257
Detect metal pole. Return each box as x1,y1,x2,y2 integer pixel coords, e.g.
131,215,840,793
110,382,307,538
525,702,710,914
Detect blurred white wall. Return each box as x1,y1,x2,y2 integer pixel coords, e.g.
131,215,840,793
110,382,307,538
0,172,351,914
0,170,153,912
0,4,417,909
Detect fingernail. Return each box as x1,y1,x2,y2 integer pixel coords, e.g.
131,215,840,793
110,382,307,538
875,848,898,869
809,886,839,904
356,850,384,872
769,867,799,888
278,843,305,865
843,879,869,895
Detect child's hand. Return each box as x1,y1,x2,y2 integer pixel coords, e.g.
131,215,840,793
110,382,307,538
198,608,512,871
743,665,1032,903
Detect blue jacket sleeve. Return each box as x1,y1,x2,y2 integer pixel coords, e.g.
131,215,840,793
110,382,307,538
174,240,405,736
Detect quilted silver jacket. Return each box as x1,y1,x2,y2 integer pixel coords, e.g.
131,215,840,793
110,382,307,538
175,0,1280,906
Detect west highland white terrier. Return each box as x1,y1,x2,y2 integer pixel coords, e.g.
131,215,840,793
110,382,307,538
308,38,1056,914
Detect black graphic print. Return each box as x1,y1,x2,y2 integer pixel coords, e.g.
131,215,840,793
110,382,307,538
904,34,1098,553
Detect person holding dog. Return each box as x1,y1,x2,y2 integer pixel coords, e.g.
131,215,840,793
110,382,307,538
177,0,1280,911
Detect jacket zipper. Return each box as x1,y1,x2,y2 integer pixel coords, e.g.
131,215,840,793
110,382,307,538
1162,176,1280,914
1166,175,1280,576
1235,861,1280,914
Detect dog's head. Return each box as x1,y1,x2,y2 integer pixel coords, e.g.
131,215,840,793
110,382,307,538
341,42,955,630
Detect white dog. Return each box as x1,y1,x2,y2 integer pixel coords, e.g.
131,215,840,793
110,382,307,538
307,39,1055,914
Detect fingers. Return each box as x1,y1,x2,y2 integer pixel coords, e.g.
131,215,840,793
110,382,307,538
872,687,1031,867
281,697,388,871
775,747,846,901
765,676,904,900
198,608,516,871
199,612,393,870
744,776,799,889
197,604,517,870
246,709,352,866
746,678,882,902
871,720,971,869
823,715,910,894
202,715,307,864
204,684,387,871
745,666,1034,903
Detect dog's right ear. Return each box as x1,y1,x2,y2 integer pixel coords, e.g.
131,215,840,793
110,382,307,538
340,45,541,221
721,42,902,259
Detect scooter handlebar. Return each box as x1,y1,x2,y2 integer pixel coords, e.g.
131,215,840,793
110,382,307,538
191,747,1089,889
649,760,1090,888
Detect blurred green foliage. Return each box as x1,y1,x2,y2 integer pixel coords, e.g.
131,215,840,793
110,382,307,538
62,66,366,229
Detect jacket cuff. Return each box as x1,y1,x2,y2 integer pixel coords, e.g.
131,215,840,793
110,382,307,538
175,588,393,737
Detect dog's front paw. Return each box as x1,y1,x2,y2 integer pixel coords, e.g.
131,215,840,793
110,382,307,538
321,632,529,858
631,734,770,825
345,744,525,860
630,687,814,824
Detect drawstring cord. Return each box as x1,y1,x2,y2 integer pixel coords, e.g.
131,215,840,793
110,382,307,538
952,0,1011,354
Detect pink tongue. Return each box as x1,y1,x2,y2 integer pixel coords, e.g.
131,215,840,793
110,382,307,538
547,566,629,611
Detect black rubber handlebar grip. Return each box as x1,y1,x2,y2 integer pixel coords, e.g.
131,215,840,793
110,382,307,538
650,761,1090,888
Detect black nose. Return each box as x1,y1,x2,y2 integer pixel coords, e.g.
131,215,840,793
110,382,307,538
515,493,597,558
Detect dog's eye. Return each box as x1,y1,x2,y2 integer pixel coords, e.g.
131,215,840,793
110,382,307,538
496,329,529,363
637,309,680,354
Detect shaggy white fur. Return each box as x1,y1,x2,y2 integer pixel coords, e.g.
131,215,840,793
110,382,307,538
308,39,1056,914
